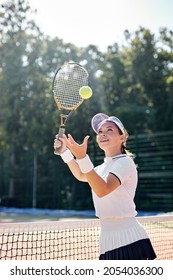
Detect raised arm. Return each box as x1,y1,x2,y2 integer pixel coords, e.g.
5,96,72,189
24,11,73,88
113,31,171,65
54,134,87,182
66,134,121,197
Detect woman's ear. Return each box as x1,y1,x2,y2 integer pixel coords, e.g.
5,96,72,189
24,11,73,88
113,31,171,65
120,134,125,143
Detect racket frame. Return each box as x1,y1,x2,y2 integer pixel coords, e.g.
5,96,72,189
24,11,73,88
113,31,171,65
52,62,88,154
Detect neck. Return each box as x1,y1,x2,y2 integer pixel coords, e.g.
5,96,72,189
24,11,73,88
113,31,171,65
104,148,122,157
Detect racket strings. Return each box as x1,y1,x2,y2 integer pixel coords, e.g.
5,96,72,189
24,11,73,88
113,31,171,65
53,64,88,110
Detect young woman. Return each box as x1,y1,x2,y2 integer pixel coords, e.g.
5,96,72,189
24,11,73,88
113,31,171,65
54,113,156,260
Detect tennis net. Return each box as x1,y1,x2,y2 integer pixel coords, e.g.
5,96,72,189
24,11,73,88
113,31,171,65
0,215,173,260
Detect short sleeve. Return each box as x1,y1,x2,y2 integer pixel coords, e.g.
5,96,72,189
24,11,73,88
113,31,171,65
109,157,135,184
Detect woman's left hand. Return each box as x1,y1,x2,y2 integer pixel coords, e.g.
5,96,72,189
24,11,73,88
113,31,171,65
66,134,90,159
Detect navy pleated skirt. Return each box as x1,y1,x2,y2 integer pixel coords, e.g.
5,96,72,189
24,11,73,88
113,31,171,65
99,217,157,260
99,238,156,260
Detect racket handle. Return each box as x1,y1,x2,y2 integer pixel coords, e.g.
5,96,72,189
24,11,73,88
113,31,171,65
54,127,65,155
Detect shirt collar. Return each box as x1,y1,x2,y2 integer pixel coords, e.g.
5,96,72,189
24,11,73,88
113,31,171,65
104,154,127,163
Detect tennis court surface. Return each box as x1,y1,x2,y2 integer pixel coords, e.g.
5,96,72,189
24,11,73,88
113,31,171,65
0,215,173,260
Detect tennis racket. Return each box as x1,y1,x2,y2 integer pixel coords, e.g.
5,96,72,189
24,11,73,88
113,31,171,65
52,62,89,154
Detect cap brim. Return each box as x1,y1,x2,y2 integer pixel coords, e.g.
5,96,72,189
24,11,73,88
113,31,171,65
91,114,125,135
91,113,109,134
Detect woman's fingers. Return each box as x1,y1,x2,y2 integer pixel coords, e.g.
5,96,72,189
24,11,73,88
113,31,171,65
67,134,76,145
82,136,90,147
54,134,67,152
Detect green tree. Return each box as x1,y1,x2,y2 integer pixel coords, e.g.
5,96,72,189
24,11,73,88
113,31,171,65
0,2,172,211
0,0,47,202
121,27,173,133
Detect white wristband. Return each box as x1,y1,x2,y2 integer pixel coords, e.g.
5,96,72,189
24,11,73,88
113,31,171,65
76,155,94,173
60,148,74,163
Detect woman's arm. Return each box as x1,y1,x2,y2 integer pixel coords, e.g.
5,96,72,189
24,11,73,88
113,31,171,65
66,158,87,182
54,134,121,195
66,134,121,197
54,134,87,182
76,164,121,197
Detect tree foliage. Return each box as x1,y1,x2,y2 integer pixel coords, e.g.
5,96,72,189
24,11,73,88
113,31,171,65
0,0,172,210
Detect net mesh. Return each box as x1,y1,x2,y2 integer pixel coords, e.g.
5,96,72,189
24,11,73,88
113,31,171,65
0,215,173,260
53,63,88,110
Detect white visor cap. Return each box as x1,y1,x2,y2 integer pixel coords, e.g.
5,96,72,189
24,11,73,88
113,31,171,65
91,113,125,135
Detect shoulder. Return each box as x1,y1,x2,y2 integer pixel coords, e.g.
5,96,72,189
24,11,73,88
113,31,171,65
112,155,137,172
113,155,135,164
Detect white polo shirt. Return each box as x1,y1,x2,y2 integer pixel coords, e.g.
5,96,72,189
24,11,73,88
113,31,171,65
92,155,138,219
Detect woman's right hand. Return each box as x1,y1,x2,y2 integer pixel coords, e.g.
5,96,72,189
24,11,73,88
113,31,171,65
54,134,67,155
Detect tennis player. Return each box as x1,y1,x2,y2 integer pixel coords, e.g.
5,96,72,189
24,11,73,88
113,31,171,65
54,113,157,260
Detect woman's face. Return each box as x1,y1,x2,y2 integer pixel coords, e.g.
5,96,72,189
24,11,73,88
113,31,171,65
96,121,125,155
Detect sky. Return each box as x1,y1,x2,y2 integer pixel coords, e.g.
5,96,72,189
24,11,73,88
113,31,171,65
22,0,173,51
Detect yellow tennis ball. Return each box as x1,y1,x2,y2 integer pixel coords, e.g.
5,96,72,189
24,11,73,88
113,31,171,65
79,86,92,99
